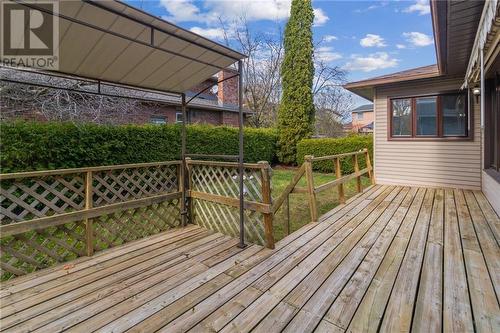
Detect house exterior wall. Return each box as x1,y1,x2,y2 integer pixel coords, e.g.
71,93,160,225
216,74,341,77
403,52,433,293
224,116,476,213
373,76,482,190
482,171,500,215
352,111,374,132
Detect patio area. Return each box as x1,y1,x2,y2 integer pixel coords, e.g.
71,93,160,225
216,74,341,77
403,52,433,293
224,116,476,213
1,184,498,332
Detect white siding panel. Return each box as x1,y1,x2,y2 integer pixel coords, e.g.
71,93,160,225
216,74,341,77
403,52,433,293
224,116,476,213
482,171,500,216
374,77,481,190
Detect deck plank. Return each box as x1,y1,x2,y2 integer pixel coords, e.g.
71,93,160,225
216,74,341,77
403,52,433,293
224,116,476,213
455,189,500,332
223,187,404,333
443,189,474,333
346,187,426,333
379,188,435,332
464,190,500,299
412,189,444,333
1,185,498,333
323,187,415,330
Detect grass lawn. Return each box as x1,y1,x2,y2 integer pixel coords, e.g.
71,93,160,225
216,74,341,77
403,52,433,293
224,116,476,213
271,168,372,241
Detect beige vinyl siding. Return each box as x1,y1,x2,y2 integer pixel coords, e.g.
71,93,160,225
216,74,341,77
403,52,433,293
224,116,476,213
482,171,500,216
374,76,481,190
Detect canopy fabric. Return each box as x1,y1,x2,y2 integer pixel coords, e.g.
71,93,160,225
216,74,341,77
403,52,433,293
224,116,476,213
11,0,245,94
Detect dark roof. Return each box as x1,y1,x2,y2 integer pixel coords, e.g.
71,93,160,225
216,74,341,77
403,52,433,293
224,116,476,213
344,65,440,100
431,0,485,75
362,122,374,130
351,104,373,113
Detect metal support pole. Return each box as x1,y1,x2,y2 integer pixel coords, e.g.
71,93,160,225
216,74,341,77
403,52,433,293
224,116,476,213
180,93,188,226
237,60,246,248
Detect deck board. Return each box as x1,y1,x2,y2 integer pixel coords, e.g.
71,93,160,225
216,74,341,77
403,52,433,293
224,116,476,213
1,185,499,333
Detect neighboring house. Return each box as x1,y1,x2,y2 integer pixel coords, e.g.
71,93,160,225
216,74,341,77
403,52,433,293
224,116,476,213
350,103,374,133
1,68,252,127
345,0,500,215
128,69,250,127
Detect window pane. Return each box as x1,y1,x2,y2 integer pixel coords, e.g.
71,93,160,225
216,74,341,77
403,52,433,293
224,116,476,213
442,94,467,136
416,97,437,136
392,99,412,136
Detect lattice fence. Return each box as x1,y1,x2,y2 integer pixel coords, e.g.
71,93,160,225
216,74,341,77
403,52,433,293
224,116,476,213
0,162,181,281
188,161,270,246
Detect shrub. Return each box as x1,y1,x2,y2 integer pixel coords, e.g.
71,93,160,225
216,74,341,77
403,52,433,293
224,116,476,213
0,122,278,173
296,135,373,173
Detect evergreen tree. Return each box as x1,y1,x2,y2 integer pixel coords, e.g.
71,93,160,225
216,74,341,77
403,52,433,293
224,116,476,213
277,0,315,164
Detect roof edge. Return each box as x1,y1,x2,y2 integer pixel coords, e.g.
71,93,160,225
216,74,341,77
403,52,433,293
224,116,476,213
430,0,448,75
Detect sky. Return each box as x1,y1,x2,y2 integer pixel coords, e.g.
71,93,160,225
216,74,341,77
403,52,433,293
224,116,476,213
125,0,436,106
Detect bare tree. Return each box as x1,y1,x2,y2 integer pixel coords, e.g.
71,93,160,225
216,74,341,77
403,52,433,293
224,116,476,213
220,17,284,128
312,57,352,137
1,81,142,124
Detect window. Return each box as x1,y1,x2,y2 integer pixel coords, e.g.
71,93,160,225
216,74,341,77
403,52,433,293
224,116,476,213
389,92,469,139
357,113,364,120
150,116,166,125
391,98,412,136
442,94,467,136
176,112,183,123
416,97,437,136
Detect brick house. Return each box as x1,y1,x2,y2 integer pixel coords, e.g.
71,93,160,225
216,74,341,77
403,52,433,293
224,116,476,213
350,103,374,133
1,68,252,127
134,69,251,127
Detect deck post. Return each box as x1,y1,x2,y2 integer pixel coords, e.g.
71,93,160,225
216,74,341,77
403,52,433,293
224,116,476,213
304,155,318,222
364,149,375,185
180,93,188,227
84,170,94,256
259,161,275,249
285,193,290,236
335,157,345,204
353,154,362,193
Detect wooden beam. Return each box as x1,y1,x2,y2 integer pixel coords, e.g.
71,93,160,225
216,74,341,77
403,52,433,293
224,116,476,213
188,191,272,214
259,161,275,249
0,161,181,180
315,167,372,194
335,157,345,204
271,164,305,214
304,155,318,222
1,192,182,237
84,171,94,257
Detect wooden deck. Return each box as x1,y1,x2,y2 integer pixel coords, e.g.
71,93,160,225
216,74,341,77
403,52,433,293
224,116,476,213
1,185,499,332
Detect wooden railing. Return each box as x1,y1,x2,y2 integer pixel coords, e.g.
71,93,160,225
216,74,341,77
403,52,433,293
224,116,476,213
0,161,182,280
0,149,373,280
272,149,374,232
186,159,274,249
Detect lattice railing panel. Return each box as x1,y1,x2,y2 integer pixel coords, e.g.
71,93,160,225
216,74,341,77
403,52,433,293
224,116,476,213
92,199,181,251
193,200,265,245
189,163,266,246
190,165,263,202
0,221,86,280
0,162,182,281
1,174,85,225
93,165,178,207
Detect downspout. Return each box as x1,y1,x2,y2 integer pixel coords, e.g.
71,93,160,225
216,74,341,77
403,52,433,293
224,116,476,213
481,47,485,129
237,60,246,248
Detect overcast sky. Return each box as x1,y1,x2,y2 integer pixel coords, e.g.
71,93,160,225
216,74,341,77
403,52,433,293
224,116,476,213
125,0,436,106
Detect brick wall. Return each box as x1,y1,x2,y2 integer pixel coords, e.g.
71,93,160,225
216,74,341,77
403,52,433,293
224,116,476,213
218,69,239,106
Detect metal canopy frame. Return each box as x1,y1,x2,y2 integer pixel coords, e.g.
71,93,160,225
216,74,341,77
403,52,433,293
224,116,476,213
1,0,248,248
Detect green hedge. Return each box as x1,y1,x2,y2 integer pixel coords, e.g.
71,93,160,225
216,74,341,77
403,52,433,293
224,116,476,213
0,122,278,173
296,135,373,173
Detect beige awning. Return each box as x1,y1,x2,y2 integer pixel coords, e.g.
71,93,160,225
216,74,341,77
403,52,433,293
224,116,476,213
9,0,245,94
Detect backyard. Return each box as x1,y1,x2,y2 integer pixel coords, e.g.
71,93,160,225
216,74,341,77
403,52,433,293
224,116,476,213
271,168,371,240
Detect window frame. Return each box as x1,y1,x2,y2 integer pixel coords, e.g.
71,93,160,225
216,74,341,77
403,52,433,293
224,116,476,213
150,115,167,125
175,112,183,123
387,91,472,141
